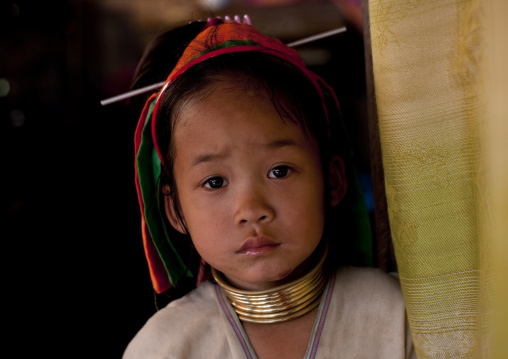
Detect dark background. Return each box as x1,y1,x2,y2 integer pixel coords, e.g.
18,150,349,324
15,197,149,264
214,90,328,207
1,0,369,356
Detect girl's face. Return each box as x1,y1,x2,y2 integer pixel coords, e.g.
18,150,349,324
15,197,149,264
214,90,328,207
167,86,327,291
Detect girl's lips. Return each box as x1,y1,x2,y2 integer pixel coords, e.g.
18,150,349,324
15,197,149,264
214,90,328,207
237,237,279,255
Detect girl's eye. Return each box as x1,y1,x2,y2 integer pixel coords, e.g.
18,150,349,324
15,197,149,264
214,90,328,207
203,176,228,189
268,166,292,179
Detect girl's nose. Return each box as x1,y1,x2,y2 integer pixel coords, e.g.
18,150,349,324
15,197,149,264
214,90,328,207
233,185,275,226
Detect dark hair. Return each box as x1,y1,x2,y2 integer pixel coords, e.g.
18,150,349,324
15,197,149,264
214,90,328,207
130,22,207,114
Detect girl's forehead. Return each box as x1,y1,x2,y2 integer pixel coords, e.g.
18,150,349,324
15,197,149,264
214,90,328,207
172,86,315,151
175,84,300,130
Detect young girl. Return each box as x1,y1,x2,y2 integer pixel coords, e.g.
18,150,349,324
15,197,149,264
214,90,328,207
124,17,414,359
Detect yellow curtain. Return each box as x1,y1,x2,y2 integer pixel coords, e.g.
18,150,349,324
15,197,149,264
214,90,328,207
367,0,507,357
487,1,508,358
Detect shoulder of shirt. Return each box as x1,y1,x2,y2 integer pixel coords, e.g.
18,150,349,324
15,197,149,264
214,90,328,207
122,281,220,359
333,266,405,306
151,280,219,321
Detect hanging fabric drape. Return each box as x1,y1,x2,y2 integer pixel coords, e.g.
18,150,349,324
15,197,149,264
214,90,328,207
364,0,508,356
486,1,508,357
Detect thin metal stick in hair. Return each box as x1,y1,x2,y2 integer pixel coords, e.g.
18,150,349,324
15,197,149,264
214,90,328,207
100,24,347,106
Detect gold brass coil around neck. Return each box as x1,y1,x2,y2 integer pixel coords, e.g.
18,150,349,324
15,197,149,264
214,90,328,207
211,247,328,324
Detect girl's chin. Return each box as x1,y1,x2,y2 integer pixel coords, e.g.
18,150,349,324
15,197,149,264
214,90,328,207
224,269,295,291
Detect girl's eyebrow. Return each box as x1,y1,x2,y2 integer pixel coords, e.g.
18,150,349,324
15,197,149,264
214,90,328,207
191,139,303,167
191,150,229,167
268,139,303,150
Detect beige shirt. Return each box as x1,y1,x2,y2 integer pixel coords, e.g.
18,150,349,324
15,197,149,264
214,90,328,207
124,266,415,358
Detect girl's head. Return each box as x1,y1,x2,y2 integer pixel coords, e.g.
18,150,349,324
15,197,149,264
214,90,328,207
157,52,347,290
134,18,370,294
157,52,338,232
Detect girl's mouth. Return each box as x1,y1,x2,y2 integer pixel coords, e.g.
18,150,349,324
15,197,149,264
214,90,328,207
237,237,280,255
